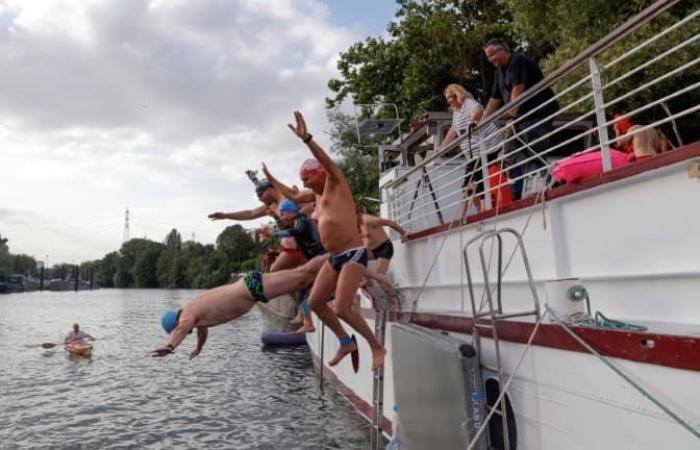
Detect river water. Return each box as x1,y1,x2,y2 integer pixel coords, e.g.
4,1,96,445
0,289,371,449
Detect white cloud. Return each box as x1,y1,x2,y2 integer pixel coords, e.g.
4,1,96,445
0,0,361,263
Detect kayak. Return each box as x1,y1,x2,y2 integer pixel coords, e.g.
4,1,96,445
65,341,93,358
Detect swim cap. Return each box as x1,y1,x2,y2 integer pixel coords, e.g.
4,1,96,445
161,309,179,334
278,199,299,214
255,179,273,196
299,159,324,177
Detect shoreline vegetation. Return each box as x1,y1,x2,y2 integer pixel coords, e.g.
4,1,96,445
0,226,267,290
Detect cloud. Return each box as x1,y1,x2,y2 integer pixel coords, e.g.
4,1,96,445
0,0,361,262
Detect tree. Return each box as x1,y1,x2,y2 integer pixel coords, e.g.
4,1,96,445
95,252,120,287
327,0,513,123
132,242,164,287
216,225,256,271
165,228,182,250
12,254,37,277
0,234,11,277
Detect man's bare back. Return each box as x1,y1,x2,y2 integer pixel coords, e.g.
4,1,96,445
151,255,328,358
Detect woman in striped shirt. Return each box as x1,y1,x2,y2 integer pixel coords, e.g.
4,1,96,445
440,83,504,215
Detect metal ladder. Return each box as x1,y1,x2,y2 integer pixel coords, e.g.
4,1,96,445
365,281,391,450
463,228,541,450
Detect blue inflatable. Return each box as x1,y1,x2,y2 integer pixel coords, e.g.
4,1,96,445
261,331,308,346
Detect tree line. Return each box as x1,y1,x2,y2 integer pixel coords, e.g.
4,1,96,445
0,226,266,290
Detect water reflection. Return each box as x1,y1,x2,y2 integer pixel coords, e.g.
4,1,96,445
0,290,370,449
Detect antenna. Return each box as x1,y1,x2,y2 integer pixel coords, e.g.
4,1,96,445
123,208,130,243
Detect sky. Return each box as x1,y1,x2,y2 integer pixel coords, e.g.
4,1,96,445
0,0,398,266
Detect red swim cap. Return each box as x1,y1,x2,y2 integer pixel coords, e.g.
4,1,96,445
299,158,324,177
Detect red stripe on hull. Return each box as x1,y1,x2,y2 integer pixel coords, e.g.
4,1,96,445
407,140,700,241
374,310,700,372
310,353,394,436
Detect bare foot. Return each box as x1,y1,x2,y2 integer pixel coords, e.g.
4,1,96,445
290,313,303,324
329,339,357,367
295,324,316,334
371,347,387,371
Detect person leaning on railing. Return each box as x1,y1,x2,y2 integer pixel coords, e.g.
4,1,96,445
480,38,560,200
440,83,504,215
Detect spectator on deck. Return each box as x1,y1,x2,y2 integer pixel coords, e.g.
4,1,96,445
480,38,560,200
440,83,503,214
613,113,672,161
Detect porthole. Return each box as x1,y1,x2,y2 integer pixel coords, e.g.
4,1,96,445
485,378,517,450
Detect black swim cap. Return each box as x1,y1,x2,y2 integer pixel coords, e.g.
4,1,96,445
255,179,273,195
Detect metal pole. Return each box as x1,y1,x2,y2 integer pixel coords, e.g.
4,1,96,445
589,57,613,171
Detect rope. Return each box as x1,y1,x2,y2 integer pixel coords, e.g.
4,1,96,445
546,304,700,440
561,310,648,332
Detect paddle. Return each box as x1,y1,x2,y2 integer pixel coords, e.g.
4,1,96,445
41,342,58,349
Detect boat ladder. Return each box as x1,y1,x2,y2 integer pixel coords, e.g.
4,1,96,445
463,227,541,450
364,281,391,450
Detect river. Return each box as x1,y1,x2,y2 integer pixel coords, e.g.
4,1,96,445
0,289,371,449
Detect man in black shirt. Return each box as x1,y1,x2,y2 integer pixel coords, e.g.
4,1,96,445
481,38,559,199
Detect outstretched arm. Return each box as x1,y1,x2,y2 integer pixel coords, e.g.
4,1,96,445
208,204,269,221
151,315,195,357
189,326,208,360
363,214,407,238
287,111,344,182
262,163,315,204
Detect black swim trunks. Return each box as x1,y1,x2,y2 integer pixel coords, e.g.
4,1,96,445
371,239,394,260
329,246,368,272
244,271,267,303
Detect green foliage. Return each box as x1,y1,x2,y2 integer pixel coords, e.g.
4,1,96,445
327,0,513,122
132,242,164,288
0,234,11,277
12,254,37,277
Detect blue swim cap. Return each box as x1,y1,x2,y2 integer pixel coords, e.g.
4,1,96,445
278,199,299,214
161,309,179,334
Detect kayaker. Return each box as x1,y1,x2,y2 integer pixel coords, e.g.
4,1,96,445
64,323,95,344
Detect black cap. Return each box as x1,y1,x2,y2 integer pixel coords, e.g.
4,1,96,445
255,179,273,195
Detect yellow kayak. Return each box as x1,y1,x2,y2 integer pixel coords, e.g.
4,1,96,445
65,342,93,358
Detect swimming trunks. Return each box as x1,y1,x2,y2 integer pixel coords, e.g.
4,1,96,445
371,239,394,260
330,246,368,272
244,271,267,303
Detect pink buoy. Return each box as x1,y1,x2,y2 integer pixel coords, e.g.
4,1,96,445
553,149,631,183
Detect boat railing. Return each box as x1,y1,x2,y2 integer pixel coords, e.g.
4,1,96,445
381,0,699,233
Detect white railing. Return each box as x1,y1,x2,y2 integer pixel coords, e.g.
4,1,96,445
382,0,699,233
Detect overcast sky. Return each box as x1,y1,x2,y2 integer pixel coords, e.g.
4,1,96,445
0,0,397,265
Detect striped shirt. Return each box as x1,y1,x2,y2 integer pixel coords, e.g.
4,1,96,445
452,98,503,159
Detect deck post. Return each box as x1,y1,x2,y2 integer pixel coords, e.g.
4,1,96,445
589,57,613,171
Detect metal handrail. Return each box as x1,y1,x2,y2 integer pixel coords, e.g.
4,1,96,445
383,0,679,191
383,3,698,230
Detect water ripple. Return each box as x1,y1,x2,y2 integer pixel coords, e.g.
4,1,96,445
0,290,370,449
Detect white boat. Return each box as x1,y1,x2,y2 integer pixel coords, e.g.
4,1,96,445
307,2,700,449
